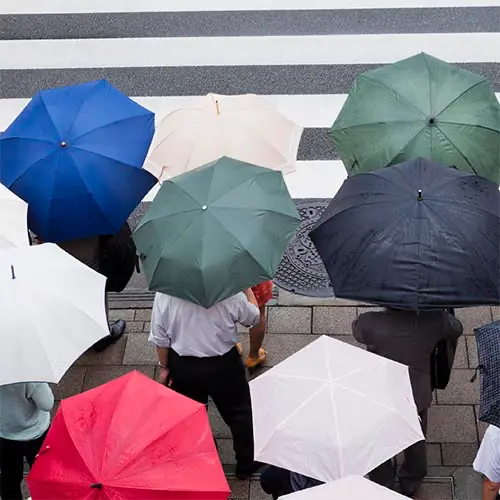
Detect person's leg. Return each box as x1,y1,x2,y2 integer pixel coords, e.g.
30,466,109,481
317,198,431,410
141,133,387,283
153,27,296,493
398,410,428,497
369,458,397,491
168,349,209,406
0,438,25,500
207,348,255,477
246,305,267,368
260,466,293,498
23,431,48,467
92,292,125,352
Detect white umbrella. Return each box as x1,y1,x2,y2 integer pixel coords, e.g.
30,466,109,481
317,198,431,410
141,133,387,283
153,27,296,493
145,93,303,180
0,243,109,386
0,183,29,249
280,476,407,499
250,335,424,482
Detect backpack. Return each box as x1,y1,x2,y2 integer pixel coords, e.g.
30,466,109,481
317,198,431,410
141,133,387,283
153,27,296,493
99,222,139,293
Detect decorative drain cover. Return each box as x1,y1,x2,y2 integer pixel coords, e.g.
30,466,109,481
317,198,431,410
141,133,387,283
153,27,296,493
274,199,334,297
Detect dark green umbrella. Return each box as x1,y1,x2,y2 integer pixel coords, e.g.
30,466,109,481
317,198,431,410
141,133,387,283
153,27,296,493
133,157,300,308
330,53,500,183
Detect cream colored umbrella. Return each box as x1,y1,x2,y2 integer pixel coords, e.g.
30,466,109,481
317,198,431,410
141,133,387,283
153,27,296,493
145,93,303,181
0,183,29,249
280,476,408,499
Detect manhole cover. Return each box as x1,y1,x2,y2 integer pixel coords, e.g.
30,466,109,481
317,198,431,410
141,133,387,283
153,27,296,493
274,199,334,297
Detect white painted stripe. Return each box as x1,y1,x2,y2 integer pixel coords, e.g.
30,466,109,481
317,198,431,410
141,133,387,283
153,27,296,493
0,95,349,130
2,0,499,14
2,93,500,131
2,33,500,70
142,161,347,201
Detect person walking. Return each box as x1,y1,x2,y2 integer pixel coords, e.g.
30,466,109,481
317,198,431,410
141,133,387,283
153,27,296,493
0,382,54,500
237,280,273,369
149,288,261,479
352,308,463,497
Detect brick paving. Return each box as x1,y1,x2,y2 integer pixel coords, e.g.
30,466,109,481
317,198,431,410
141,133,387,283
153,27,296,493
47,289,498,499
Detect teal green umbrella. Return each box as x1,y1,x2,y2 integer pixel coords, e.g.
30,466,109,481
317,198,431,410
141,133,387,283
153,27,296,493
330,53,500,183
133,157,300,308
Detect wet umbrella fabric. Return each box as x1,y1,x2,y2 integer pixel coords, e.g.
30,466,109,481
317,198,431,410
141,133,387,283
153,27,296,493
310,158,500,310
0,80,156,242
133,157,300,308
330,53,500,183
473,320,500,428
27,371,230,500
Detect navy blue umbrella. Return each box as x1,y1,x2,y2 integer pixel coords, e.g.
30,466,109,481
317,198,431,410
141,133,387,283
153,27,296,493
0,80,156,242
473,320,500,428
310,158,500,310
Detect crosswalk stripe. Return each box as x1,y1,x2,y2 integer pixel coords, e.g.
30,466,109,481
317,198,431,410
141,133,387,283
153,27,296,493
3,93,500,131
3,33,499,70
2,0,499,14
143,161,348,202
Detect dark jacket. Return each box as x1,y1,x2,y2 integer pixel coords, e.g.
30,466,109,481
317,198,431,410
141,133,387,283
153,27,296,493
352,309,463,412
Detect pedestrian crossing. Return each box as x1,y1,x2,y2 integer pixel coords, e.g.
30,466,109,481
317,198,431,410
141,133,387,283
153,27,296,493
0,0,499,201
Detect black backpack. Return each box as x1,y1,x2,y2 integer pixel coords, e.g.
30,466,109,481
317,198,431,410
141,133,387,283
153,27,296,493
99,222,139,293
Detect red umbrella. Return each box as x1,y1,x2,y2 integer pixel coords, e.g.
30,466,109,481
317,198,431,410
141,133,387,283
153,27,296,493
27,371,230,500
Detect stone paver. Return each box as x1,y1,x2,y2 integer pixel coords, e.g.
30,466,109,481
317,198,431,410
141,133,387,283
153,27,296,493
453,336,469,369
83,365,155,391
267,306,311,334
442,443,479,466
74,334,127,366
52,365,86,400
123,333,157,364
455,306,492,335
312,306,356,335
436,369,479,405
427,406,477,443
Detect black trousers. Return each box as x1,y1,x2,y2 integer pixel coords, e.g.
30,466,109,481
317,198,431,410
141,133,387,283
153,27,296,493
168,347,254,468
369,409,428,497
0,431,47,500
260,466,294,499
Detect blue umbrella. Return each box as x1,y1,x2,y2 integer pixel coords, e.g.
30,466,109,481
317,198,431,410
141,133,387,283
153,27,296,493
0,80,156,242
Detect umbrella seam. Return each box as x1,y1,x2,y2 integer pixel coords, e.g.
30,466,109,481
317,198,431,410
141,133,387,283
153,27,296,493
434,79,489,118
423,201,499,293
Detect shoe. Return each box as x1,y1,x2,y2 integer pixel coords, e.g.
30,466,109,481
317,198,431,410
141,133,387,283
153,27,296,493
245,348,267,369
235,461,264,480
110,319,126,338
92,320,126,352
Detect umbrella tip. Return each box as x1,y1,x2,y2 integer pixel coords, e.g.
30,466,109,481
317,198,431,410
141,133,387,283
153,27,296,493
10,265,15,279
215,100,220,115
60,141,68,148
201,205,208,211
428,117,435,125
417,190,423,201
90,483,103,489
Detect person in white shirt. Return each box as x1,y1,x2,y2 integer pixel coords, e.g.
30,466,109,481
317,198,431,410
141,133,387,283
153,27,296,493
149,288,261,480
473,424,500,500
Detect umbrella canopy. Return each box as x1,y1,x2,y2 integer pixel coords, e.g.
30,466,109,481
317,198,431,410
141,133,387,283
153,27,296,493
473,320,500,428
0,80,156,242
280,476,408,499
134,157,300,308
330,53,500,183
250,335,423,483
0,243,109,385
0,183,29,249
145,93,303,181
27,371,230,500
310,158,500,310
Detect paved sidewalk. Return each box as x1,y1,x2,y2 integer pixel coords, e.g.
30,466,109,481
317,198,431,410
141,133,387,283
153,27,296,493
49,289,498,499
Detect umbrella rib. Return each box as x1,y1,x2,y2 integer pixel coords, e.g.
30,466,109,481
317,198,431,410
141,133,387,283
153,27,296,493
438,122,500,134
434,79,488,118
433,126,479,176
424,202,499,292
70,115,152,144
362,74,428,119
71,145,141,169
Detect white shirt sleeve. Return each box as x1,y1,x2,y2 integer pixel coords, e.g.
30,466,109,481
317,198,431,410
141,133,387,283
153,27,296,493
473,425,500,483
148,294,172,348
233,294,260,328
